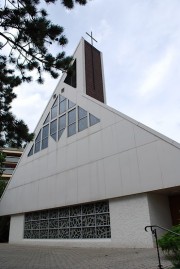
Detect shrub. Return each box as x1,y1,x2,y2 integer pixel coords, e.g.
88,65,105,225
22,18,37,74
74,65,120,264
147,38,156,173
158,225,180,268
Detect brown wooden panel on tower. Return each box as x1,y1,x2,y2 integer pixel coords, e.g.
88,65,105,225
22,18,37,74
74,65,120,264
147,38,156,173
169,195,180,225
84,41,104,103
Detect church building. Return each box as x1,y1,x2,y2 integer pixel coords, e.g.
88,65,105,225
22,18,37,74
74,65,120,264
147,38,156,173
0,38,180,248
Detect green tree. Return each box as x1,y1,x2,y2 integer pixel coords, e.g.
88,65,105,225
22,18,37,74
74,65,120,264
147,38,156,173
0,150,7,198
0,0,88,147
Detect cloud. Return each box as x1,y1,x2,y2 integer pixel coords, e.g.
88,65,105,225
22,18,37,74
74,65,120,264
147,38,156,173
93,19,111,44
138,46,174,98
11,74,58,132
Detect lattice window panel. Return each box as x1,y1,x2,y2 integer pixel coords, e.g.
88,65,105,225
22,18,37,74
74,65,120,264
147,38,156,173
24,201,111,239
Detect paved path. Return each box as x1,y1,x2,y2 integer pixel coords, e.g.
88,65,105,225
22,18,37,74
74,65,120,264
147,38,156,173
0,244,171,269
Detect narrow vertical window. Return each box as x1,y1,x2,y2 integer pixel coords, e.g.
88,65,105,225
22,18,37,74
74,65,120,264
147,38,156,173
68,108,76,137
50,119,57,141
58,114,66,139
59,95,67,115
43,113,50,125
78,107,88,132
41,124,49,149
28,145,34,156
51,97,58,120
68,100,75,109
34,130,42,153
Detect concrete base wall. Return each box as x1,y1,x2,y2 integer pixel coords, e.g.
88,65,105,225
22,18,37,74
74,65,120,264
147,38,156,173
147,193,172,237
9,214,24,243
8,193,172,248
110,194,154,248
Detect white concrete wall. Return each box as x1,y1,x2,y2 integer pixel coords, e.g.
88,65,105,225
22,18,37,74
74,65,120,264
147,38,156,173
9,194,155,248
147,193,172,237
110,194,154,248
9,214,24,243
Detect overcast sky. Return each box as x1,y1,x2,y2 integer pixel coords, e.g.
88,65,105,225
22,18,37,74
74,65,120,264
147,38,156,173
11,0,180,142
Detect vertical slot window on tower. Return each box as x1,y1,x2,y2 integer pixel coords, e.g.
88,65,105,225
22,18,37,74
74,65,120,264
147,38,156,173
50,119,57,141
68,108,76,137
58,114,66,139
41,124,49,150
34,130,42,153
78,107,88,132
51,97,58,120
59,95,67,115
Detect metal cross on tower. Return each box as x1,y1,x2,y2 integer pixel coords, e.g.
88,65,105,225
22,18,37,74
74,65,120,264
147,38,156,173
86,31,97,46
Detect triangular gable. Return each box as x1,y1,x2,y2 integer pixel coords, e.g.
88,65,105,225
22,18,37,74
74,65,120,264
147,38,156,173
0,38,180,217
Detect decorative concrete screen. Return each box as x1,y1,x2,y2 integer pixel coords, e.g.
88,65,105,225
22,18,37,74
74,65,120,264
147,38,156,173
24,201,111,239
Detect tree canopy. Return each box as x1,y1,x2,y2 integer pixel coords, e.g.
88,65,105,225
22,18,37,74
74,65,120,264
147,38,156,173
0,0,88,148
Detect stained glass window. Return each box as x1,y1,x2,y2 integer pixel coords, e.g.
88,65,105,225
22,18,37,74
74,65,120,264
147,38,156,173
50,120,57,141
24,201,111,239
34,130,41,153
58,114,66,139
78,107,88,132
51,97,58,120
89,114,100,126
28,145,34,157
27,95,101,157
68,108,76,137
41,124,49,150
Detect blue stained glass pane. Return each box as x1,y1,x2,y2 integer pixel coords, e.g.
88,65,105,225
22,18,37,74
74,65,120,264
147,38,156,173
51,106,57,120
28,145,34,156
59,99,66,114
52,97,58,107
68,108,76,125
35,130,41,143
78,117,88,132
42,124,49,139
34,141,41,153
68,123,76,137
51,133,57,141
59,114,66,130
58,129,65,139
89,114,100,126
50,120,57,135
68,100,75,109
41,138,48,149
43,113,50,125
59,95,66,102
78,107,87,119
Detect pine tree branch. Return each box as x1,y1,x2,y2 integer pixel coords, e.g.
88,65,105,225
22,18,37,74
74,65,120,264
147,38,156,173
0,32,65,72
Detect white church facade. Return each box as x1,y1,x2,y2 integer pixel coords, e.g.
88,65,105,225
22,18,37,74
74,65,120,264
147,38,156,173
0,38,180,248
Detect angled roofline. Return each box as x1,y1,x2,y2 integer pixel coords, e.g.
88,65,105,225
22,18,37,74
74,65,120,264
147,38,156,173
82,93,180,150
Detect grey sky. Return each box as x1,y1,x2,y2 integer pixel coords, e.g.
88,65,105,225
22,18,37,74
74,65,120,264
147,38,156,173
11,0,180,142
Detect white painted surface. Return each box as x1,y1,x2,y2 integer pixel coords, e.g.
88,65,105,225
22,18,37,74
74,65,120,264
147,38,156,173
9,214,24,243
110,194,154,248
148,193,172,238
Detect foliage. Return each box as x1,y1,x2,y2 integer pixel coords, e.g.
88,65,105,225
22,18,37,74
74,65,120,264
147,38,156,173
0,151,6,177
0,216,10,243
158,225,180,268
0,180,7,197
0,0,88,147
0,0,87,83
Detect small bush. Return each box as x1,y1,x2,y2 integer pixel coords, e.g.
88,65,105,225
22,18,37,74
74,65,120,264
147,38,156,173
158,225,180,268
